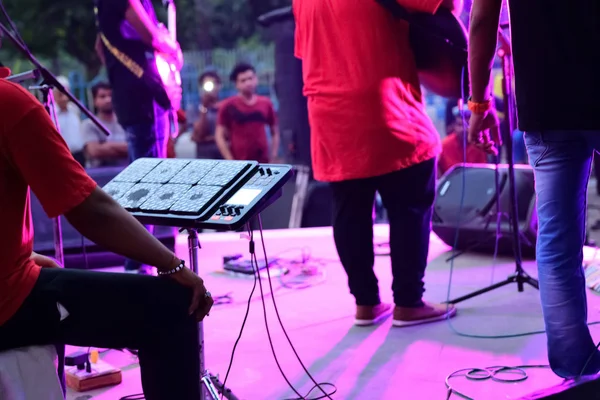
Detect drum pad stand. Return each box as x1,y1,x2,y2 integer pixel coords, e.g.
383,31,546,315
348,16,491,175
187,228,239,400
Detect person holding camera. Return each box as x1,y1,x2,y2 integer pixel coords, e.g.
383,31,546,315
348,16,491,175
191,70,223,160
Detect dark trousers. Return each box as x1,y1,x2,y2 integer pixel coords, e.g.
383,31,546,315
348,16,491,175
122,104,169,271
330,158,436,307
594,151,600,195
0,268,200,400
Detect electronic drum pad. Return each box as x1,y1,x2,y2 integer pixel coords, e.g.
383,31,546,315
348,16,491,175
103,158,294,230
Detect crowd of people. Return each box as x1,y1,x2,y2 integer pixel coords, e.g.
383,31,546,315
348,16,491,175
54,62,281,171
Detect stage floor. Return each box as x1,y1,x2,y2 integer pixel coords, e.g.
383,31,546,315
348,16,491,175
66,225,600,400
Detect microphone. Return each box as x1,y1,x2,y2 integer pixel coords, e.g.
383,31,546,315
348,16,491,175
257,6,293,27
5,69,40,84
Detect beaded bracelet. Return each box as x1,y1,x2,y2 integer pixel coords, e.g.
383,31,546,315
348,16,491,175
157,259,186,276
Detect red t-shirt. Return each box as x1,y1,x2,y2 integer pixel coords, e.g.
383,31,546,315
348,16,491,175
438,132,488,176
0,80,97,326
293,0,443,182
217,96,276,163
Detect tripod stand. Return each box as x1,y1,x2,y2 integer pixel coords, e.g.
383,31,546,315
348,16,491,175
447,29,538,305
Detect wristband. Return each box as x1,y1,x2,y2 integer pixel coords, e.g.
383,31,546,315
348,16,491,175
158,259,185,276
467,97,493,114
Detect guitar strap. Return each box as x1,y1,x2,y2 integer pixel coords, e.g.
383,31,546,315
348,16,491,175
93,5,144,79
98,33,145,79
93,3,172,112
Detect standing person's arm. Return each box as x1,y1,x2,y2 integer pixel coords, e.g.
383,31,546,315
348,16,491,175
192,112,208,143
83,121,128,160
266,100,281,162
467,0,503,154
215,125,233,160
121,0,181,64
86,142,129,159
192,104,216,144
7,104,212,320
215,103,234,160
469,0,503,103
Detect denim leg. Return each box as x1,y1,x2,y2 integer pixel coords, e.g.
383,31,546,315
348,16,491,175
525,131,600,377
512,129,527,164
122,105,169,271
124,107,169,161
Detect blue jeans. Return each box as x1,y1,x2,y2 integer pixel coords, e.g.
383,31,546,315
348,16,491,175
122,105,169,271
512,129,527,164
525,131,600,378
124,107,169,161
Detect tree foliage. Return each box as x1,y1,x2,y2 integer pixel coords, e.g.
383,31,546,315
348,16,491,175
0,0,290,77
1,0,101,75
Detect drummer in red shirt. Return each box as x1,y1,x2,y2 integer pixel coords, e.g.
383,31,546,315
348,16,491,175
294,0,459,326
0,73,212,399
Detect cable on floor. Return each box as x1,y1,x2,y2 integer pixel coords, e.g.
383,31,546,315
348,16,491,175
119,395,144,400
269,247,336,290
252,215,337,399
445,365,550,400
219,224,260,399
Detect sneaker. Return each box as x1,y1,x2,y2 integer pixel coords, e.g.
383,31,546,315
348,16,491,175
392,302,457,327
354,303,392,326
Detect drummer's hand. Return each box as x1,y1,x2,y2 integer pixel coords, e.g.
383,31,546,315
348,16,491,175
30,252,62,268
168,267,214,321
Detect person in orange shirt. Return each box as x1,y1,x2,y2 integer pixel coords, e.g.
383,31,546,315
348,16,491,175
294,0,458,326
438,107,488,176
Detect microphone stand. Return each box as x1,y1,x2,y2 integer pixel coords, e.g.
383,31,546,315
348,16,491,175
0,20,112,267
447,28,539,305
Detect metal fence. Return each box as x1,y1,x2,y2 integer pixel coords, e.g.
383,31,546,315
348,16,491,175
68,45,276,112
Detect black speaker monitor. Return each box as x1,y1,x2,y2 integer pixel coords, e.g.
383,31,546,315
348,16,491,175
432,163,537,257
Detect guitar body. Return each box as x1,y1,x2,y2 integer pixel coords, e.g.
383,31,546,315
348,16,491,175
410,9,469,98
376,0,469,99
